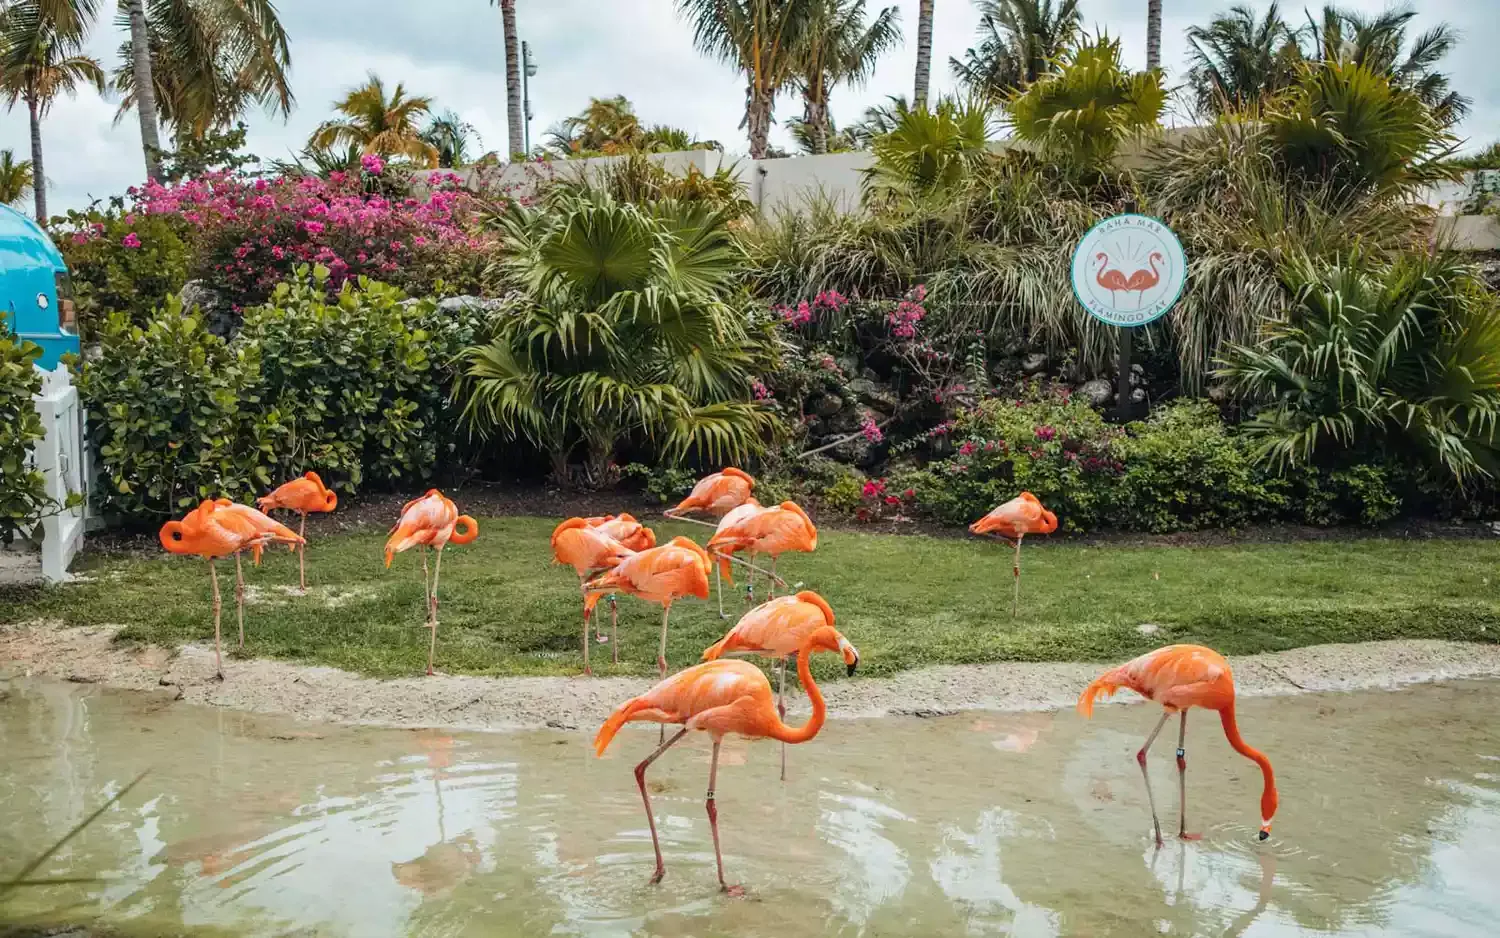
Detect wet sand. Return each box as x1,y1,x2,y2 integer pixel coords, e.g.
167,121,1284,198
3,620,1499,732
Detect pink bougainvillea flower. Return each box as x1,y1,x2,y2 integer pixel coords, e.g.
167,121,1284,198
360,154,385,175
121,232,142,249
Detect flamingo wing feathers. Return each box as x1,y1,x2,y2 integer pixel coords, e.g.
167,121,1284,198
593,660,772,755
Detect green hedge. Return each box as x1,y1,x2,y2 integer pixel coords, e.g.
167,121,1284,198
0,322,51,541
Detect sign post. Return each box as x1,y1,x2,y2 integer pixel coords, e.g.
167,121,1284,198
1069,213,1187,421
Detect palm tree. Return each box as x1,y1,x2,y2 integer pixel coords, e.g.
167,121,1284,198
676,0,814,159
310,74,437,165
0,150,35,207
1303,5,1469,125
545,95,643,154
862,96,992,201
1146,0,1162,70
1185,3,1301,116
850,93,912,141
0,0,105,221
461,190,770,485
422,111,480,167
794,0,901,154
111,0,293,152
491,0,523,158
951,0,1081,100
914,0,934,108
123,0,162,179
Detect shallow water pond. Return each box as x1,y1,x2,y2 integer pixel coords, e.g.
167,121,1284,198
1,676,1497,937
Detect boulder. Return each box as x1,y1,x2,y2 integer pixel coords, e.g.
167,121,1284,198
436,295,509,317
179,280,235,337
848,377,898,414
1078,378,1114,407
809,393,844,418
1130,388,1147,405
1021,352,1049,375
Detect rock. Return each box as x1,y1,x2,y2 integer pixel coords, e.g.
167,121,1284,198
436,295,508,316
1207,385,1228,404
809,393,844,418
1130,388,1147,404
179,280,235,337
836,354,860,376
1021,352,1049,375
848,378,898,414
1078,378,1114,407
860,367,880,383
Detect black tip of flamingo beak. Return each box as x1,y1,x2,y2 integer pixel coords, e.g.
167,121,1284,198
1258,830,1270,842
847,655,859,677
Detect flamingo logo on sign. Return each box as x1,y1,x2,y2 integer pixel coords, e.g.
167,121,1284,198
1070,214,1187,327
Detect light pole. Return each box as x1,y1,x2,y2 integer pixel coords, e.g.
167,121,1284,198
522,41,538,155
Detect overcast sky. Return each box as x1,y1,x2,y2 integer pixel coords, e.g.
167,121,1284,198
4,0,1496,215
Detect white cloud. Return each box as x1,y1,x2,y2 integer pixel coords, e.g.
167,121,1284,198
2,0,1496,215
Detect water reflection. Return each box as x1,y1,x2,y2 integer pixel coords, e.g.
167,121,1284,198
0,676,1497,937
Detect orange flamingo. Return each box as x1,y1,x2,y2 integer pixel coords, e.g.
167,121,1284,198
588,513,657,552
594,625,854,893
1096,252,1130,305
257,471,338,591
703,498,765,616
159,500,302,679
583,536,710,682
211,500,303,650
384,490,479,675
667,468,757,519
706,500,816,604
1078,644,1279,846
1124,252,1164,308
969,491,1057,618
552,517,635,674
701,590,857,780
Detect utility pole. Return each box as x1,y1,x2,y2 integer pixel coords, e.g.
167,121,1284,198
522,41,538,156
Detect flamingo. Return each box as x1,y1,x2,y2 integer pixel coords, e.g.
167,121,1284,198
1095,252,1130,305
588,513,657,552
384,490,480,675
706,500,817,604
594,625,856,893
667,468,757,520
551,517,635,674
705,498,766,616
968,492,1057,617
701,590,857,780
583,536,711,683
159,500,302,679
1078,644,1279,846
257,471,338,591
1124,252,1165,308
210,500,304,650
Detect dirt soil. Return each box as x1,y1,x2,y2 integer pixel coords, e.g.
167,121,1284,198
4,621,1497,732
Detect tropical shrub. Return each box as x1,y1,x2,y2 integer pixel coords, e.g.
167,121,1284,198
0,323,51,541
1217,252,1500,483
862,97,994,203
460,190,774,486
55,207,193,335
620,463,699,504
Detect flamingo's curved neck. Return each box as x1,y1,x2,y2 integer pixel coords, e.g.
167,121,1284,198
1096,253,1109,274
769,634,828,744
1148,253,1162,277
1219,703,1277,821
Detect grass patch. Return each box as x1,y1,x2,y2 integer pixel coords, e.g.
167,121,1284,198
3,517,1499,681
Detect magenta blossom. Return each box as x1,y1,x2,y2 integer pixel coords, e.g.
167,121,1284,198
121,233,142,249
360,154,385,175
1034,426,1057,442
860,416,884,444
750,379,771,401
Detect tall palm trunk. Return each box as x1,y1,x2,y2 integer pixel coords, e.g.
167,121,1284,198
803,88,829,155
501,0,523,158
914,0,934,109
26,95,44,222
1146,0,1163,70
747,84,773,159
126,0,163,180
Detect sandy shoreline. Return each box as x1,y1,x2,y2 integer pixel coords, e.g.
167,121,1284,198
3,621,1499,731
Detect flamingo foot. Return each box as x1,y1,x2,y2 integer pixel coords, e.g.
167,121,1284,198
1179,832,1203,841
722,884,746,898
213,671,224,682
596,634,610,644
656,655,667,674
584,666,593,677
648,867,665,886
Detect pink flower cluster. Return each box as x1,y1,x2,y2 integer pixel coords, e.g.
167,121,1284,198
121,233,142,249
1034,425,1057,442
859,416,884,444
887,284,927,339
360,154,385,176
774,289,848,327
750,378,771,401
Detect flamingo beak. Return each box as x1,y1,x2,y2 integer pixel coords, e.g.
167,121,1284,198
1258,823,1272,841
847,652,860,677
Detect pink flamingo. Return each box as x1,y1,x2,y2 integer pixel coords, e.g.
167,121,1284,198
1096,253,1130,305
1125,253,1164,308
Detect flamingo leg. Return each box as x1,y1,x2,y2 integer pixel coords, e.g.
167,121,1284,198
715,556,726,619
657,603,672,744
744,554,755,609
600,595,613,643
768,556,777,599
235,551,245,650
707,736,741,895
297,512,307,593
1137,711,1172,848
776,657,791,780
635,727,689,885
1012,537,1022,619
610,595,618,665
579,578,591,677
1177,711,1201,840
421,548,432,628
209,558,223,680
426,549,443,676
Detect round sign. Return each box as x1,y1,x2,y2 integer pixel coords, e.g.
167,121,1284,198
1070,214,1186,327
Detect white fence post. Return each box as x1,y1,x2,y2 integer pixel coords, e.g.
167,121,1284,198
30,363,86,582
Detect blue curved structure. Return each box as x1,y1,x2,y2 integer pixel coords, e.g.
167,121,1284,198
0,205,76,369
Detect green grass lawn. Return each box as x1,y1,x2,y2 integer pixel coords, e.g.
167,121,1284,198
4,517,1499,681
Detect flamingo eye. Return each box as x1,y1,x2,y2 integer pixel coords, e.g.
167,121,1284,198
171,530,183,541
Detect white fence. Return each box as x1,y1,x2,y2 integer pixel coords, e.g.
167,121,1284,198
27,364,87,582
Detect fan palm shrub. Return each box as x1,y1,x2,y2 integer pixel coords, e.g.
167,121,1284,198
1217,252,1500,483
461,191,772,486
862,96,994,204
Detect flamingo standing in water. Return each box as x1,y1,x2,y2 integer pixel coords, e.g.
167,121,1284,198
1078,644,1279,846
969,492,1057,617
257,471,338,591
385,490,479,675
1096,253,1130,305
594,625,856,893
707,501,817,604
551,517,635,674
667,468,757,520
1125,252,1165,309
583,536,711,682
159,500,302,679
701,590,858,780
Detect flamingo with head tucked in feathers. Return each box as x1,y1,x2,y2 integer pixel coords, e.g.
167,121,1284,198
969,492,1057,618
384,490,479,675
594,625,856,894
702,590,857,780
588,513,657,552
257,471,338,591
552,517,635,674
707,501,816,605
668,468,757,519
1078,644,1279,846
